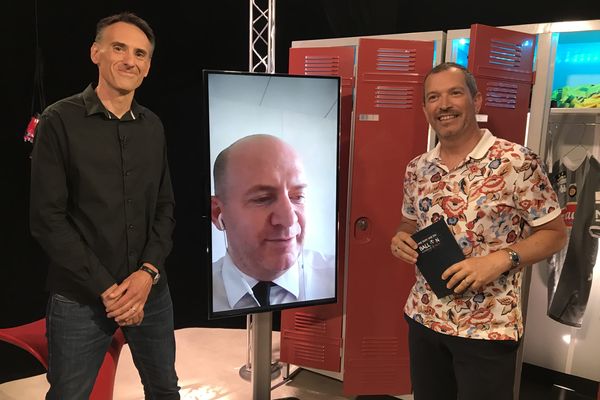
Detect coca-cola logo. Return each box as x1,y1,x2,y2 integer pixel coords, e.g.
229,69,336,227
563,212,575,227
563,202,577,227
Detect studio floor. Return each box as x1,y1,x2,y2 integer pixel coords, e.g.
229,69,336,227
0,327,597,400
0,327,409,400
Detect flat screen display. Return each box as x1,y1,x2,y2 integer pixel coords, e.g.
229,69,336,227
203,70,340,318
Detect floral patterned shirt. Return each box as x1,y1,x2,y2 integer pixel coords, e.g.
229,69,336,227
402,129,561,340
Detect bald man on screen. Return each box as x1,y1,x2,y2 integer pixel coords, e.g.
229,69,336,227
210,134,335,312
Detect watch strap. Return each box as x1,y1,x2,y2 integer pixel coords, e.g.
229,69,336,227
503,248,520,269
139,265,159,284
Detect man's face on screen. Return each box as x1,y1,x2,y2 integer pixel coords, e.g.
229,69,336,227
217,136,307,281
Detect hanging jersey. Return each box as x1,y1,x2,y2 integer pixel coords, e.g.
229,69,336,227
547,156,588,305
548,156,600,327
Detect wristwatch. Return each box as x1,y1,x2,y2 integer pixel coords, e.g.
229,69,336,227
139,265,160,285
503,248,520,269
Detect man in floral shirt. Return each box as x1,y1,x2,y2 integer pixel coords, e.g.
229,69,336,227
390,62,566,400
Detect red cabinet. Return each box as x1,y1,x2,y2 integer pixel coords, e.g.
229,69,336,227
282,38,433,395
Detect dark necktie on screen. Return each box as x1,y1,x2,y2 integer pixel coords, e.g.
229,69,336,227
252,281,274,307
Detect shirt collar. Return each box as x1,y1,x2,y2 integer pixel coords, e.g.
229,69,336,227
221,252,301,308
272,262,301,299
82,83,144,120
425,129,496,164
468,129,496,160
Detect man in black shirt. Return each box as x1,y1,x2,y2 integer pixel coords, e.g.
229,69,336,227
30,12,179,399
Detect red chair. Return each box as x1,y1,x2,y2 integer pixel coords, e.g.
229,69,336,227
0,319,126,400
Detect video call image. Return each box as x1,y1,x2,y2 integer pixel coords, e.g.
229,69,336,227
205,71,340,317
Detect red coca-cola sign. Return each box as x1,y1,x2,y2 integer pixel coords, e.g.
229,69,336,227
562,202,577,227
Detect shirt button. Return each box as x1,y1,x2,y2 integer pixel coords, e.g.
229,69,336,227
125,171,131,176
127,198,133,204
128,224,134,230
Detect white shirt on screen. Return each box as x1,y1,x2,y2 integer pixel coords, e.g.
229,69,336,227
211,249,335,313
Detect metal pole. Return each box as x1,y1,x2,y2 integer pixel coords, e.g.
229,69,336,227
267,0,276,73
249,0,276,73
251,311,273,399
238,315,253,380
245,3,281,399
248,0,254,71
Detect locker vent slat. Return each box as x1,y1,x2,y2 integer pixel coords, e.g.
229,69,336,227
485,81,518,109
373,86,414,109
303,55,340,75
293,312,327,335
376,48,416,72
488,39,522,68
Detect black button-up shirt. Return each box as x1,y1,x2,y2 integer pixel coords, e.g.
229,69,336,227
30,84,175,303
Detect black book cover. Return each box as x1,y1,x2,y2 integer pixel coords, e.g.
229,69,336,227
411,219,465,299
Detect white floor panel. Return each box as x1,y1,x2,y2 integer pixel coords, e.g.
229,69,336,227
0,327,354,400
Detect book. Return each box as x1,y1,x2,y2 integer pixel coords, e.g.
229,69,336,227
411,219,465,299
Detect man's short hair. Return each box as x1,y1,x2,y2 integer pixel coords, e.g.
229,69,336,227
423,62,479,103
213,134,293,200
213,147,230,199
95,12,155,55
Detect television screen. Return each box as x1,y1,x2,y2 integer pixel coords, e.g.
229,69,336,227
203,70,340,318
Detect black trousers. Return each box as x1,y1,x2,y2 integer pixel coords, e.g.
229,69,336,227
405,314,520,400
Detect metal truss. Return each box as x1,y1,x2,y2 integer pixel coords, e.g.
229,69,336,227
249,0,276,73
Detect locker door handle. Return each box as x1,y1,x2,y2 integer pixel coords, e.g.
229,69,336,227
357,218,368,231
354,217,371,243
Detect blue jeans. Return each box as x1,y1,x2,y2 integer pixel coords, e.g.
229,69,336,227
46,287,180,399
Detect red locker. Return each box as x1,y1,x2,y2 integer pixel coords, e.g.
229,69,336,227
343,38,432,395
467,24,536,145
282,39,433,396
281,46,355,372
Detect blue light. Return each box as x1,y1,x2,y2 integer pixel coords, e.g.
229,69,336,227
452,38,470,68
522,40,532,47
552,31,600,91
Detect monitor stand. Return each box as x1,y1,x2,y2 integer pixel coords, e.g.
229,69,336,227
251,311,300,400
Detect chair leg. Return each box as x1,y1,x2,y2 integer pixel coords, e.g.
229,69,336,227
1,321,126,400
0,319,48,369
